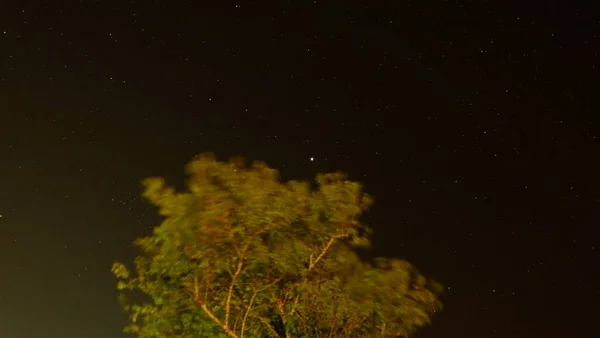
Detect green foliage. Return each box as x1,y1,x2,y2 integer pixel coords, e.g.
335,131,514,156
112,153,442,337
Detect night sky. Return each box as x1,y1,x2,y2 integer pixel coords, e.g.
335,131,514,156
1,1,598,337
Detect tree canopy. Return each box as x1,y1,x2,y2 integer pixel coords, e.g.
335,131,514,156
112,153,443,337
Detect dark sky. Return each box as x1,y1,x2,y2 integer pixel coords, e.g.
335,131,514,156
1,1,598,337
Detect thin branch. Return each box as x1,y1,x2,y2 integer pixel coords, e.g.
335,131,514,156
327,306,338,338
230,273,287,336
309,233,347,270
194,276,239,338
327,319,336,338
226,261,244,327
193,275,200,301
232,314,241,334
273,296,291,338
290,233,348,315
257,316,281,337
263,274,286,290
224,226,269,329
240,291,257,338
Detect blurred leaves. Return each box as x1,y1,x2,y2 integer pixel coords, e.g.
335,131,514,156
112,153,442,337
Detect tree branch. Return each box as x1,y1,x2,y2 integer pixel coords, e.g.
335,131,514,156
236,275,287,337
309,233,347,270
226,261,244,328
290,233,348,315
272,295,291,338
327,319,336,338
257,316,281,337
240,291,256,338
193,276,239,338
232,314,241,334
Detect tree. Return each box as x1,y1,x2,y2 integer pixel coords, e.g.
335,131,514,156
112,153,442,337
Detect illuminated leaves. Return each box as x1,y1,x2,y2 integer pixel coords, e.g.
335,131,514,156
112,153,442,337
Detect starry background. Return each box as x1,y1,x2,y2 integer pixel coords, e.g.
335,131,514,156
1,1,598,337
